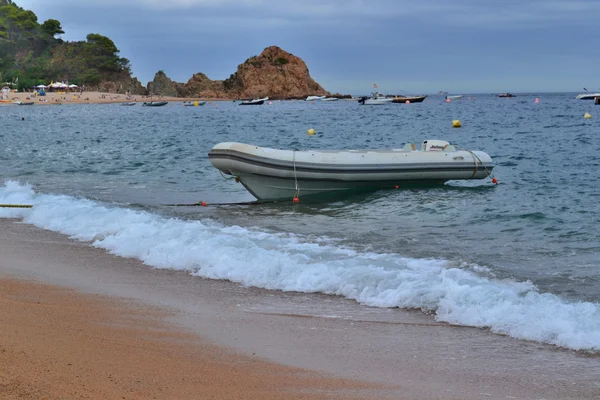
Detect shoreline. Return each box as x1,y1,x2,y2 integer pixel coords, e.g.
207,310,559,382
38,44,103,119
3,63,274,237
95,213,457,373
0,91,354,105
0,91,233,105
1,219,600,400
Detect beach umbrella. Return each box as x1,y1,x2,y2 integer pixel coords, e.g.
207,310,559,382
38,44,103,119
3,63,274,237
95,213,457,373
37,85,48,88
68,84,78,88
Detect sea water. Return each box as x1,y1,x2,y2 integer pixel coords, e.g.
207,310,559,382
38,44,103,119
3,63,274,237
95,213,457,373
1,94,599,351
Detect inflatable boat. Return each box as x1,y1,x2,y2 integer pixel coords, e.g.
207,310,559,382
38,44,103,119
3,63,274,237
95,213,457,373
208,140,494,201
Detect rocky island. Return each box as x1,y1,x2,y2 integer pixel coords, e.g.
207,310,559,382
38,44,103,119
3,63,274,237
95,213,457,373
148,46,331,100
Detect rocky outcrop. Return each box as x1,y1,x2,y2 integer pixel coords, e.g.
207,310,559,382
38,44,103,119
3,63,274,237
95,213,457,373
218,46,329,99
96,75,146,95
180,73,226,98
146,46,330,99
147,70,179,97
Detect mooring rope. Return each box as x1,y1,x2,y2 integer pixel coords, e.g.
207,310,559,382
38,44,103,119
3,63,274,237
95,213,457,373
456,146,496,183
292,149,300,201
218,170,237,181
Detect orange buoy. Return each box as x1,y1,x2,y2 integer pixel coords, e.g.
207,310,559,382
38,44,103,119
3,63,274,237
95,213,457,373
201,201,207,206
492,178,498,184
293,197,300,203
395,185,399,189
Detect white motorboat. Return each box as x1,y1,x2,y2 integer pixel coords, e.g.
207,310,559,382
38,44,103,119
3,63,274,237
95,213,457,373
320,97,339,102
240,97,268,105
306,95,326,101
208,140,494,201
575,93,600,100
445,95,464,100
358,91,394,105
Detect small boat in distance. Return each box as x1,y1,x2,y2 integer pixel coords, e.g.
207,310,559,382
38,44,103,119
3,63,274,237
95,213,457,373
320,97,339,102
121,102,136,106
445,95,463,100
240,97,268,105
306,95,326,101
183,101,207,106
575,93,600,100
142,101,168,107
358,91,394,105
392,95,427,103
208,140,494,201
498,93,516,98
14,101,35,105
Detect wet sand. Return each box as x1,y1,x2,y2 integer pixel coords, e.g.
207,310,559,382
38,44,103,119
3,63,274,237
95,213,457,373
1,219,599,400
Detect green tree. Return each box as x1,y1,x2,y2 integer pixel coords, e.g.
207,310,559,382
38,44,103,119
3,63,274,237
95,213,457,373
41,19,64,37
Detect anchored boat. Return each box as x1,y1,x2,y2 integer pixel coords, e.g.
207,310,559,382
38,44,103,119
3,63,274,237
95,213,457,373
358,91,394,105
208,140,494,201
142,101,168,107
575,93,600,100
240,97,268,105
392,95,427,103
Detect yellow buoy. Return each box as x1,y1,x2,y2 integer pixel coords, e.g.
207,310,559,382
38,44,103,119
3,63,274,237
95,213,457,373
194,101,198,106
584,112,592,119
307,128,316,135
452,120,461,128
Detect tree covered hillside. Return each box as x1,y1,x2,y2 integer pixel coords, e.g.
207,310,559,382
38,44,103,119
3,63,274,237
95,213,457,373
0,0,144,93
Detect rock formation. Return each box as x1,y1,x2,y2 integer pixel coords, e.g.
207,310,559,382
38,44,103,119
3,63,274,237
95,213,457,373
96,75,146,95
147,70,179,97
146,46,330,99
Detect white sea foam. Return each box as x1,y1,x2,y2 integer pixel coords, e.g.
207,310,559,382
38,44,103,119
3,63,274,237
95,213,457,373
1,180,599,351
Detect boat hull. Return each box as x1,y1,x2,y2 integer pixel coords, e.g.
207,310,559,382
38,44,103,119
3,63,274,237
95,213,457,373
142,101,168,107
575,93,600,100
359,98,394,105
392,95,427,103
239,100,264,105
208,142,494,201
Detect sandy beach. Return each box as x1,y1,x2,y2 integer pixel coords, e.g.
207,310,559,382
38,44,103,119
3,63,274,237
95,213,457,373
1,219,599,400
0,91,215,105
0,278,377,400
0,222,382,399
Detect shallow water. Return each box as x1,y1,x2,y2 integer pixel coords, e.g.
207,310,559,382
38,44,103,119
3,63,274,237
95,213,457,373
1,93,599,351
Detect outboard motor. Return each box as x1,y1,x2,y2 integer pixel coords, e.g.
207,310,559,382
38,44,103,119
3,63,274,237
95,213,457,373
358,96,367,104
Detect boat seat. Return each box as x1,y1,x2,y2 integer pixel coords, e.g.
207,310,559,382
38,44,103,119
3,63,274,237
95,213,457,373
401,143,416,151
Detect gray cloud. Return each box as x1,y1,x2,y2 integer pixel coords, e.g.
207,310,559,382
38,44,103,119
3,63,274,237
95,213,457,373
14,0,600,93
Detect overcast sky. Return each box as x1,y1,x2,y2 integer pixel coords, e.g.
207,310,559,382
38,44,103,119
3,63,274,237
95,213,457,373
16,0,600,94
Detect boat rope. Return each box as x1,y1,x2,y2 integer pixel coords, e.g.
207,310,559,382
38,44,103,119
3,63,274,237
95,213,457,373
218,170,237,181
459,147,497,184
0,204,33,208
161,200,275,207
467,150,480,178
292,150,300,202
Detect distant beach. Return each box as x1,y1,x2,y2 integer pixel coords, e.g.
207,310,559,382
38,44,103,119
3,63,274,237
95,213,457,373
0,91,221,105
